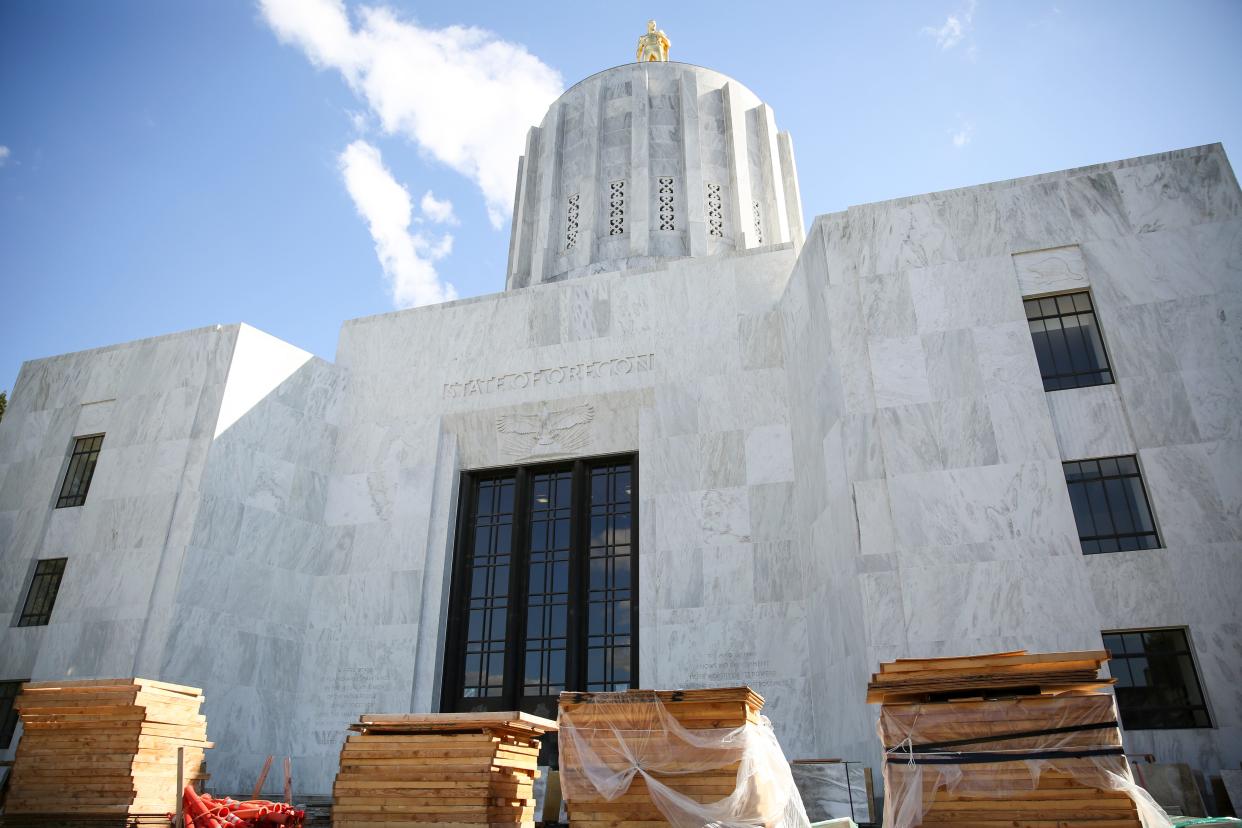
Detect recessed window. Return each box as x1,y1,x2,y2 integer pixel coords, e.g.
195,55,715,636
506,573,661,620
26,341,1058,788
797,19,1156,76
0,680,23,748
1064,456,1160,554
56,434,104,508
442,457,636,719
1025,291,1114,391
1103,628,1211,730
16,558,67,627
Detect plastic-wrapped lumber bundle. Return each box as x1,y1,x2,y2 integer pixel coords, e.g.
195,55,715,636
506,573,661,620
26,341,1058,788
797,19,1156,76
5,678,211,825
869,650,1173,828
558,687,810,828
330,711,556,828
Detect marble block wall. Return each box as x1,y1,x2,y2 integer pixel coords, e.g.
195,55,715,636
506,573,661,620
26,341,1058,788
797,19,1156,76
778,142,1242,774
0,324,239,764
777,215,874,767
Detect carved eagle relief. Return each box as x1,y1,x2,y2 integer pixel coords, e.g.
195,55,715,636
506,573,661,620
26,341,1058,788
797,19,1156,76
496,403,596,458
1023,252,1078,282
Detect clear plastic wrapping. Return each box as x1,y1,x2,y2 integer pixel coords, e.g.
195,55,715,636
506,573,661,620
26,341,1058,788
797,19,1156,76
559,690,810,828
879,694,1173,828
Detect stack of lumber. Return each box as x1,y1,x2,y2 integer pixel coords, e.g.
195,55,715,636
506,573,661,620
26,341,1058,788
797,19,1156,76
4,678,211,825
866,649,1112,704
870,650,1156,828
558,687,769,828
331,711,555,828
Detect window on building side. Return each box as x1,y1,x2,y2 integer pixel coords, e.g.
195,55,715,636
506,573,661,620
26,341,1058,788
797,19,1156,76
1063,456,1160,554
1103,628,1211,730
16,558,67,627
1024,291,1113,391
442,456,636,721
56,434,104,508
0,680,23,747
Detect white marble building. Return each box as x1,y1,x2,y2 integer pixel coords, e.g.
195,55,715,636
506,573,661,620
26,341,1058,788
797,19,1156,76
2,59,1240,798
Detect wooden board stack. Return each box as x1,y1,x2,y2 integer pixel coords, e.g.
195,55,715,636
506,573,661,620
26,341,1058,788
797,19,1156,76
557,687,766,828
331,711,556,828
4,678,211,825
866,650,1113,705
869,650,1150,828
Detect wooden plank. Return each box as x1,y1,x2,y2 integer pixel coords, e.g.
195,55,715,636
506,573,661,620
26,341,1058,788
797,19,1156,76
334,780,525,791
345,733,506,745
355,711,555,730
872,660,1106,684
879,650,1107,673
868,680,1116,704
19,678,202,696
560,687,763,707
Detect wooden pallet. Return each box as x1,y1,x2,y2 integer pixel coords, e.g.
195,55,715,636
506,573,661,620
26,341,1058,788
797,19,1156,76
331,712,555,828
558,687,776,828
5,678,210,819
872,651,1149,828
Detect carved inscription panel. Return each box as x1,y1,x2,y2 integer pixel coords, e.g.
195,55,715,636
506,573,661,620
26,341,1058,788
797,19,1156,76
443,353,655,399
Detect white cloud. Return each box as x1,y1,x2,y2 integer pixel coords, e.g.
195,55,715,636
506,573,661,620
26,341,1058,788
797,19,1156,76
951,121,975,148
420,190,458,225
338,139,458,308
261,0,563,228
922,0,977,51
0,146,10,166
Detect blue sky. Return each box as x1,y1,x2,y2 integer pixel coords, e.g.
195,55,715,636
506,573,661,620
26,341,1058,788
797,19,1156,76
2,0,1241,395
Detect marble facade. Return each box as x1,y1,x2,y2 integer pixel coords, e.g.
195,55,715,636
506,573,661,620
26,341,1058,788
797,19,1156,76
1,59,1239,798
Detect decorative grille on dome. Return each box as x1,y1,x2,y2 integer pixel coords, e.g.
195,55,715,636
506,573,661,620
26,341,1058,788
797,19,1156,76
657,177,675,231
565,193,580,250
706,183,723,238
609,180,626,236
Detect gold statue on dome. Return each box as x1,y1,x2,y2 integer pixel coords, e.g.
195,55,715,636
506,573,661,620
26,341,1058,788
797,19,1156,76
636,19,670,62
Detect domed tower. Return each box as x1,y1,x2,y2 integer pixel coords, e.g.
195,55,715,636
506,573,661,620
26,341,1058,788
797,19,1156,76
505,40,804,289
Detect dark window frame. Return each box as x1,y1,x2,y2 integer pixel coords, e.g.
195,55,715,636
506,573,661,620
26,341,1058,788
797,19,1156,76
1103,627,1212,730
1025,290,1115,392
440,454,639,719
56,434,104,508
15,558,68,627
0,679,25,748
1063,455,1161,554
